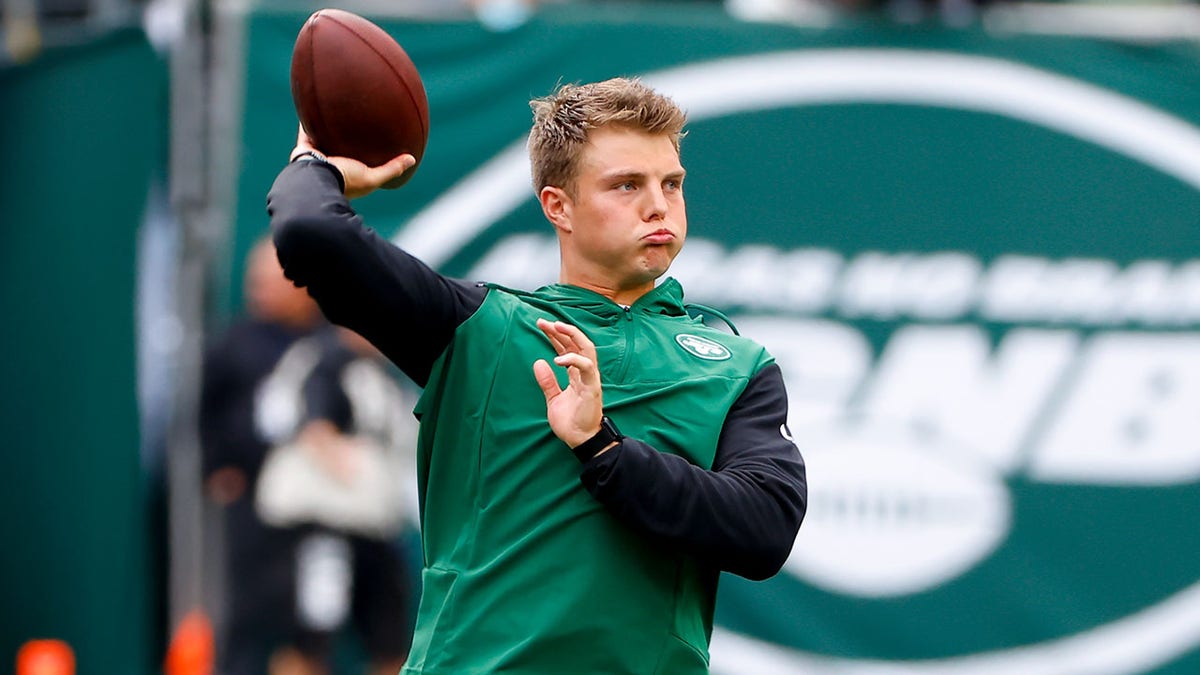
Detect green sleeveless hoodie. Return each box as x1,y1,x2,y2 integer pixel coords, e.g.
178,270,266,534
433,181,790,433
403,278,775,675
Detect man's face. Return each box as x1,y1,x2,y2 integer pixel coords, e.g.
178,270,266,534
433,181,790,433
558,125,687,293
245,243,318,325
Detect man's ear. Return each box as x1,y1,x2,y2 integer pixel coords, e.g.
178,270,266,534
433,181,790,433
539,186,573,233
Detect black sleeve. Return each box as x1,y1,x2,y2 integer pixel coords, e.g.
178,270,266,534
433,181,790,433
578,363,807,581
267,159,486,386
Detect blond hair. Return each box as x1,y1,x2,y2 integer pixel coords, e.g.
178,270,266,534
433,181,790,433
528,77,687,194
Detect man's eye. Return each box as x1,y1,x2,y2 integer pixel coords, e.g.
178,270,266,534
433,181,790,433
665,180,680,191
617,182,636,191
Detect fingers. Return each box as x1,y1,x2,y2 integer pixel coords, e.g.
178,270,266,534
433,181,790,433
365,153,416,185
554,322,597,359
535,352,599,395
337,153,417,200
532,358,562,403
553,352,600,390
537,318,568,355
535,319,602,392
537,319,596,359
536,318,602,391
550,320,593,346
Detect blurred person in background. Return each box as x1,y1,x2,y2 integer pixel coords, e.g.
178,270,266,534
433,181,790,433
199,238,324,675
252,325,420,675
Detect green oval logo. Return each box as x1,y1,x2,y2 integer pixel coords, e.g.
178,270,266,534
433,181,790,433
675,333,732,361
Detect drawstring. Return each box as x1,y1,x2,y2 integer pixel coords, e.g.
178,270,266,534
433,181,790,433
685,303,740,335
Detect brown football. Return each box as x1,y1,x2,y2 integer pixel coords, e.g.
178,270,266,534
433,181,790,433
290,8,429,188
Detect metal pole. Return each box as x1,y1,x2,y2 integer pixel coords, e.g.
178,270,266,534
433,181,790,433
161,0,216,634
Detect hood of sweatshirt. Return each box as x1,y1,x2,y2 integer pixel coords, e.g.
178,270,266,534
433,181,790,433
498,277,689,325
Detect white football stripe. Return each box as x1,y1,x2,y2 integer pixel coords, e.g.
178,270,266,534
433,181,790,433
710,577,1200,674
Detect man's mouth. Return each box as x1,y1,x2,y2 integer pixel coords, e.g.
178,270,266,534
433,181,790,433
643,229,675,244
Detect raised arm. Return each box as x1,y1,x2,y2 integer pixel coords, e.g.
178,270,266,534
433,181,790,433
267,154,485,386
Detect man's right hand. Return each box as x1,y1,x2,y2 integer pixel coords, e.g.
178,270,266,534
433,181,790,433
290,124,416,199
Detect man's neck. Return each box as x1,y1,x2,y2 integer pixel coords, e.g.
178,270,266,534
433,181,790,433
560,276,655,307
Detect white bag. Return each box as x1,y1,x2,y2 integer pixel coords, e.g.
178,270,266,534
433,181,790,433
255,437,406,538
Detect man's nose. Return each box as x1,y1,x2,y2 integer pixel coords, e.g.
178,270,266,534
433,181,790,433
642,185,668,221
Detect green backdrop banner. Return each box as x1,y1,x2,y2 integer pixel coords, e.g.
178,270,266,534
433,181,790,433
0,28,163,674
228,4,1200,673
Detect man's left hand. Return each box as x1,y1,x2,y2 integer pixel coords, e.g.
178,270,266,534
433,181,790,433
533,319,606,449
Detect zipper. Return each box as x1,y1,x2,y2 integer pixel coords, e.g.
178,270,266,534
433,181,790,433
614,305,635,382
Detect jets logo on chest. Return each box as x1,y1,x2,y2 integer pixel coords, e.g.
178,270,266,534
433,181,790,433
675,334,732,361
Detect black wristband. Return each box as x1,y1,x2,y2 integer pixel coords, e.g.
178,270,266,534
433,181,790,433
571,416,622,462
289,149,345,193
290,149,329,164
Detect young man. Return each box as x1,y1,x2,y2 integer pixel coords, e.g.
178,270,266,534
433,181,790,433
269,78,807,674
